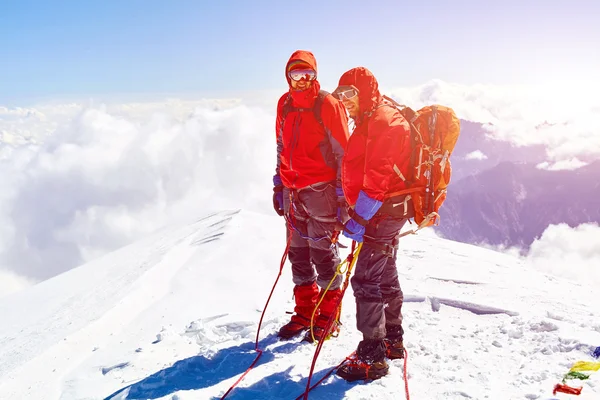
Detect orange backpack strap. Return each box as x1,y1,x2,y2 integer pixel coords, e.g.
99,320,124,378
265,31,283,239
385,187,424,199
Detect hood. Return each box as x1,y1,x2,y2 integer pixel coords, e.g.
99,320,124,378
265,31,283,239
338,67,382,117
285,50,320,108
285,50,318,86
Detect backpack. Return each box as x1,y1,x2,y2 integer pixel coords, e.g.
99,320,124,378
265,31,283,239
281,90,329,128
381,95,461,230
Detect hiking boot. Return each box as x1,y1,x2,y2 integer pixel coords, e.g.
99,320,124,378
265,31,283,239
336,338,389,381
336,358,389,382
278,318,309,340
302,318,340,343
385,338,405,359
277,283,319,340
302,288,342,343
384,324,404,359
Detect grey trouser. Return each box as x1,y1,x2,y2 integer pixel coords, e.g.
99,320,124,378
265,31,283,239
351,216,406,339
283,181,342,290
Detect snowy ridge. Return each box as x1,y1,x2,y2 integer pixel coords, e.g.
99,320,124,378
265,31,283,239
0,210,598,399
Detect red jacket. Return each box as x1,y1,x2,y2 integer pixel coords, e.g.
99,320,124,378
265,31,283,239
275,51,349,189
340,67,411,206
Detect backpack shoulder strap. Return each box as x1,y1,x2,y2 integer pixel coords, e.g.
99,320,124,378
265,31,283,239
281,94,293,120
281,90,329,127
313,90,329,127
279,94,292,133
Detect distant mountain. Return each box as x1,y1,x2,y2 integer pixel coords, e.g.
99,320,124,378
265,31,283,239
450,120,547,181
435,160,600,249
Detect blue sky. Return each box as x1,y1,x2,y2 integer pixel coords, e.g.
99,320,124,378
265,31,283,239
1,0,598,104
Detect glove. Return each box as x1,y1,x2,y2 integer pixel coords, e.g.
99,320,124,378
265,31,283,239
342,190,382,242
273,174,285,216
273,188,284,216
343,218,366,242
336,185,349,229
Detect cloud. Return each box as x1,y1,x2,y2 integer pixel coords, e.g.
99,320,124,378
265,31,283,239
386,80,600,162
0,269,36,298
465,150,488,160
2,82,599,296
526,223,600,285
536,158,588,171
0,97,278,285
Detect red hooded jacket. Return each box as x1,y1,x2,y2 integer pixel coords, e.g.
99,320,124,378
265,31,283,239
339,67,412,206
275,51,349,189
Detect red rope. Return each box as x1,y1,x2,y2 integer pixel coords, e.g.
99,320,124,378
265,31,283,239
403,348,410,400
299,307,411,400
219,227,292,399
254,229,292,350
295,337,410,399
218,349,263,400
294,355,353,400
220,192,356,399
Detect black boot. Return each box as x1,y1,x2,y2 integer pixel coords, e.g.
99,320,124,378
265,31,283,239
384,324,404,359
336,338,389,382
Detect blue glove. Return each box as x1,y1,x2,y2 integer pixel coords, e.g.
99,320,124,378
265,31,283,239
343,219,366,242
342,190,382,242
273,174,284,216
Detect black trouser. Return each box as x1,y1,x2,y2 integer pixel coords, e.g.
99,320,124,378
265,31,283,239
351,216,406,339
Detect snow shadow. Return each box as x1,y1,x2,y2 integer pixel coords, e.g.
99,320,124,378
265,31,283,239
104,334,280,400
214,366,356,400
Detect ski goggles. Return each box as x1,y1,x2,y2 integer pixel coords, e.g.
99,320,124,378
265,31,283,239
288,69,317,82
332,85,359,101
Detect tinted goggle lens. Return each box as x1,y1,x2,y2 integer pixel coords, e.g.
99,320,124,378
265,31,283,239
333,86,359,100
288,69,316,82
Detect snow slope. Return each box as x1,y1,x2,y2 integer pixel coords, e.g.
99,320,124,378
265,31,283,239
0,209,598,400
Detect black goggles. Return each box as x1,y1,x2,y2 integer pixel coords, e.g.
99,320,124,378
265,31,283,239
332,85,359,101
288,69,317,82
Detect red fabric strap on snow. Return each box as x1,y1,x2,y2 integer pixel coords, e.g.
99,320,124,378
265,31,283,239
553,383,583,395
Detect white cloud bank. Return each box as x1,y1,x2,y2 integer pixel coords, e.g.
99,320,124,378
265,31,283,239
536,158,588,171
526,223,600,285
465,150,488,160
2,81,600,297
0,97,278,294
386,80,600,162
0,269,36,298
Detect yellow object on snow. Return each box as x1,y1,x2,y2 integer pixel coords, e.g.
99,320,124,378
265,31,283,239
569,361,600,373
